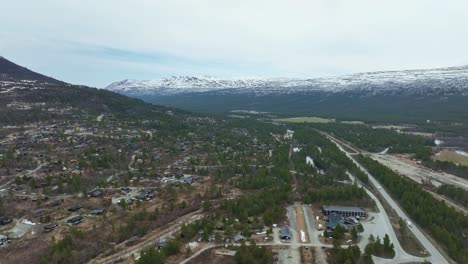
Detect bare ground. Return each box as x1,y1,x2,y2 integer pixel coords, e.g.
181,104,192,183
295,205,310,243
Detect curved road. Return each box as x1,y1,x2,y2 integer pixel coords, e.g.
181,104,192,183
327,135,449,264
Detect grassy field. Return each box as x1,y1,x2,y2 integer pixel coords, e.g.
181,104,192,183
274,117,332,123
432,150,468,166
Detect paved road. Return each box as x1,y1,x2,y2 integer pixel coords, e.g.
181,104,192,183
328,136,449,264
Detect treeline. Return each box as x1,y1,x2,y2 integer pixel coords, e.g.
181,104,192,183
302,184,370,206
234,242,272,264
40,228,111,264
136,240,181,264
219,144,291,228
220,187,290,226
357,155,468,263
422,159,468,180
312,123,433,153
332,245,370,264
364,234,395,259
436,184,468,206
292,126,369,184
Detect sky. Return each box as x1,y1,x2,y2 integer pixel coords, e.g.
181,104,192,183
1,0,468,87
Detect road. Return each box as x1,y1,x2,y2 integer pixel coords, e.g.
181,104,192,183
90,211,204,264
0,162,47,189
283,206,301,264
327,135,449,264
179,244,219,264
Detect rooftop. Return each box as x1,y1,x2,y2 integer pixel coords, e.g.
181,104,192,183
323,205,365,213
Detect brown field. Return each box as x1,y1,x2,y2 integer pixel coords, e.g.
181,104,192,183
300,246,314,264
185,247,235,264
432,149,468,167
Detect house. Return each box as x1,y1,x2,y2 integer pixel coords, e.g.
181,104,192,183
67,215,83,226
141,188,154,194
280,225,292,240
135,193,147,201
68,205,81,212
0,216,12,225
44,223,58,232
91,208,105,215
233,233,246,243
326,213,348,231
90,190,103,198
158,239,169,249
322,205,366,218
49,200,62,207
121,187,131,193
0,235,8,246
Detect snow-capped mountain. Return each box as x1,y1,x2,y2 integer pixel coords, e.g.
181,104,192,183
106,65,468,96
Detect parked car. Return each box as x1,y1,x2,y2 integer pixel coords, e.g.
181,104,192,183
0,216,12,225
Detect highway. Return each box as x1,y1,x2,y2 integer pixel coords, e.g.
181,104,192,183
327,135,449,264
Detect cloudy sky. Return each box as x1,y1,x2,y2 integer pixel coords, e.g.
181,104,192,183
1,0,467,87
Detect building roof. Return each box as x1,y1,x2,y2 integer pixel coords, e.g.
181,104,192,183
91,209,105,214
233,233,246,242
281,225,292,238
68,215,83,222
323,205,365,213
326,213,347,230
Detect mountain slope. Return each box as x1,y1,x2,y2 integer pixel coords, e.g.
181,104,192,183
0,57,182,125
105,66,468,122
0,56,63,84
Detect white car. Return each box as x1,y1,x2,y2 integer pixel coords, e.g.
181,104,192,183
406,220,412,228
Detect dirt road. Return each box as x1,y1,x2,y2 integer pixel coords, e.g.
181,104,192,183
90,210,203,264
370,154,468,190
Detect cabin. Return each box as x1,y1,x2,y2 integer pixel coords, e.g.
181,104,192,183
91,209,105,215
233,233,246,243
67,215,83,226
0,216,12,225
44,223,58,232
281,225,292,240
68,205,81,212
0,235,8,246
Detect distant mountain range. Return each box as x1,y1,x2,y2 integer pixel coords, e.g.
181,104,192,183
106,66,468,96
105,66,468,122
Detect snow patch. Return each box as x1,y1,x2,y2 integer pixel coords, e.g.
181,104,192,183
306,156,315,167
455,150,468,157
378,148,389,155
21,219,37,225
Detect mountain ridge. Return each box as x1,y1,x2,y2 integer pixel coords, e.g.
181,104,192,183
0,56,64,84
105,65,468,96
0,57,183,125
